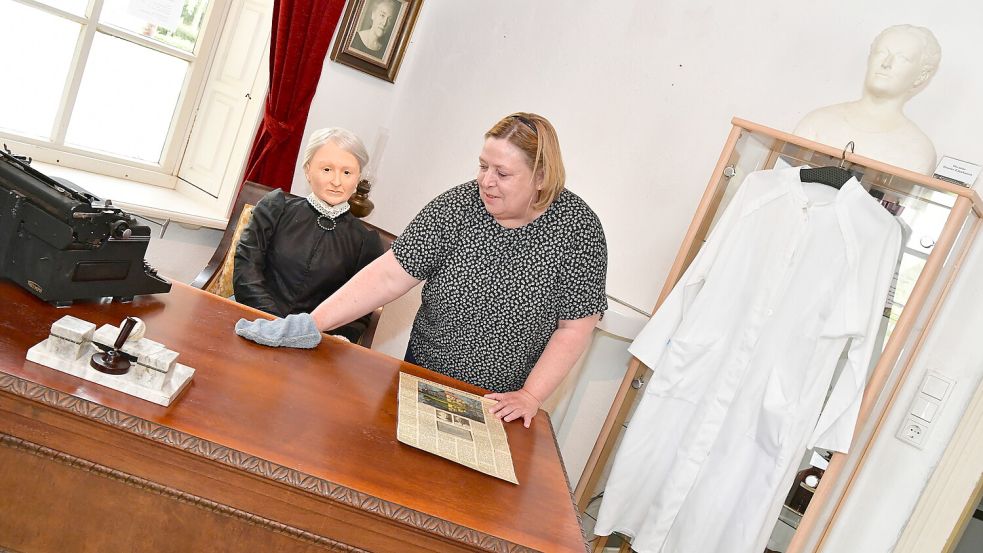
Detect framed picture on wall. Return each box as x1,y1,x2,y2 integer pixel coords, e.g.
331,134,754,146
330,0,423,83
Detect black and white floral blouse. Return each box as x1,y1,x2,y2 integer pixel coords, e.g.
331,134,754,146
392,180,608,393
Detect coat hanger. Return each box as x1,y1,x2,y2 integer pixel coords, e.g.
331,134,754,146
799,141,855,189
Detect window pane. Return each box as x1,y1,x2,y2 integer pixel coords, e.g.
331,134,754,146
101,0,211,53
66,33,187,163
35,0,89,17
0,3,79,139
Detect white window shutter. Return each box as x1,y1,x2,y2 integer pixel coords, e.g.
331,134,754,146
179,0,272,198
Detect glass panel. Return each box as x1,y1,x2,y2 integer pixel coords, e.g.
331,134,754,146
0,2,79,139
734,133,967,552
584,126,975,553
35,0,89,16
101,0,211,53
66,33,187,163
704,135,966,348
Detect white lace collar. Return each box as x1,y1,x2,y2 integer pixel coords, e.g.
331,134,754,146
307,193,350,218
307,193,350,230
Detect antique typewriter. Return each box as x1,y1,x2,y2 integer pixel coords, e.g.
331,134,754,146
0,149,171,305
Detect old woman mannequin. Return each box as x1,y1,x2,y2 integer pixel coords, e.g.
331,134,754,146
794,24,941,174
233,128,386,343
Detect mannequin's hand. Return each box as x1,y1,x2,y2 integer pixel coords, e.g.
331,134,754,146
234,313,321,349
485,388,542,428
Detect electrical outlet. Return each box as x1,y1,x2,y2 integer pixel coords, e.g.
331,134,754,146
896,371,953,449
897,416,927,448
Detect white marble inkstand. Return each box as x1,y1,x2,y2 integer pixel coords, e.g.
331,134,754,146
26,316,195,406
45,316,97,360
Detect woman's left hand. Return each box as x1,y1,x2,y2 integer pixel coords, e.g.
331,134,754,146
485,389,542,428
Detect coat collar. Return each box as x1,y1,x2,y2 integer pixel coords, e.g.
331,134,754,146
739,166,894,336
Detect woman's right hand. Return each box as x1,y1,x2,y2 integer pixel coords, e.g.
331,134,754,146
485,388,542,428
234,313,322,348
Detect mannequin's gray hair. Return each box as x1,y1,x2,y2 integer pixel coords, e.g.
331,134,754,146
302,128,369,171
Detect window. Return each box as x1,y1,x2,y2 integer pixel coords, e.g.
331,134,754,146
0,0,225,179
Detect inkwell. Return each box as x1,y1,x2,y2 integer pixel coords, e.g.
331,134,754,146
90,316,138,375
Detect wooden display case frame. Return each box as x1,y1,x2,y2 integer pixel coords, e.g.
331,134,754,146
579,117,983,553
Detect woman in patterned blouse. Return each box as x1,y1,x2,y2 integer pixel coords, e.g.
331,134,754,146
236,112,608,427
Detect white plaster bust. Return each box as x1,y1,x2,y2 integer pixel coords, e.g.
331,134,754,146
794,24,942,174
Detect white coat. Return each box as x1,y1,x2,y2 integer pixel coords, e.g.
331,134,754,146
593,167,902,553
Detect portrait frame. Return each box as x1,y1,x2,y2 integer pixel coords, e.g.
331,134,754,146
330,0,423,83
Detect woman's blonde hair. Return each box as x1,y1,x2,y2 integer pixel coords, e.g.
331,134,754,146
484,112,565,211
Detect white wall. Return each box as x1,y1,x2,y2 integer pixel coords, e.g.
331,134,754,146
821,236,983,552
297,0,983,314
292,1,983,548
823,233,983,553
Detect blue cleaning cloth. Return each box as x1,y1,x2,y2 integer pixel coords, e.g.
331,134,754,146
234,313,322,349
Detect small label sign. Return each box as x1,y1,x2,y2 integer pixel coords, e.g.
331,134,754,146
934,156,982,187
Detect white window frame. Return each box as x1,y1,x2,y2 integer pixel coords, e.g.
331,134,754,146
1,0,232,188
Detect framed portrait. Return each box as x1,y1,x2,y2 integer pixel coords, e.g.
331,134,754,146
330,0,423,83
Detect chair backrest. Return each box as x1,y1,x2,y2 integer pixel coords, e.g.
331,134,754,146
191,180,273,294
192,180,396,347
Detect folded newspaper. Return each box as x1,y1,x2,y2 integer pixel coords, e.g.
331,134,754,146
397,372,518,484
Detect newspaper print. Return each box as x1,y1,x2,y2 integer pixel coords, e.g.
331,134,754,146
397,372,518,484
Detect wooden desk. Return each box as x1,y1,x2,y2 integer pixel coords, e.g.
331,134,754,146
0,281,586,552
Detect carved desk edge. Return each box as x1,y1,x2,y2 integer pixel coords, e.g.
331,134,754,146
543,411,592,553
0,432,367,553
0,372,543,553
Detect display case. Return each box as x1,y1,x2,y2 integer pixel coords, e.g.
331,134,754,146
578,118,982,553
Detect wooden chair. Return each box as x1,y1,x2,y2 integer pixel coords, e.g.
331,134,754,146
191,180,395,348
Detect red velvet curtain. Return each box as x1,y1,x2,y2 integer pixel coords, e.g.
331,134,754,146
243,0,346,192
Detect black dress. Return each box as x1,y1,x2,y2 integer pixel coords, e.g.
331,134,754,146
233,190,387,342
